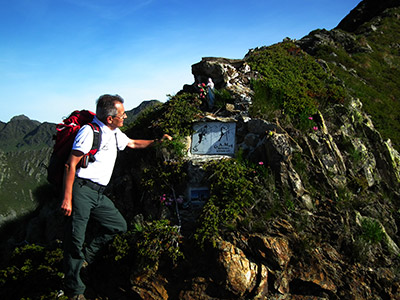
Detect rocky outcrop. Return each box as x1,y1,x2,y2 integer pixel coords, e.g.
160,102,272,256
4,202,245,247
297,28,373,56
184,57,257,109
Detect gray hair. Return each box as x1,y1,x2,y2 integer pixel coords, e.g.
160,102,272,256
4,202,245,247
96,94,124,123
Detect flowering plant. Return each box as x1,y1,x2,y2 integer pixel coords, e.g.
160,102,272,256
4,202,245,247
298,112,319,132
160,194,184,206
197,83,207,99
308,116,319,131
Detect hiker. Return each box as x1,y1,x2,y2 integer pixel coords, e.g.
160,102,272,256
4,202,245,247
60,94,172,300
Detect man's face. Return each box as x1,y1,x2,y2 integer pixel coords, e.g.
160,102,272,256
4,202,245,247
109,102,127,129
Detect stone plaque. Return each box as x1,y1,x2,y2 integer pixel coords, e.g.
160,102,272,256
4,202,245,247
188,187,210,209
191,122,236,155
190,187,210,202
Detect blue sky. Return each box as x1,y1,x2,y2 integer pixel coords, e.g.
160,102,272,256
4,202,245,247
0,0,361,123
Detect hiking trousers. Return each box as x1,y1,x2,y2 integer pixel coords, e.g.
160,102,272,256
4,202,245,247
63,178,127,295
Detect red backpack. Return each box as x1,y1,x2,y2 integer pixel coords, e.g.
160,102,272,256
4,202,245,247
47,110,102,188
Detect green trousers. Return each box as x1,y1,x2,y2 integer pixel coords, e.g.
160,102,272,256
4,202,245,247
63,178,127,295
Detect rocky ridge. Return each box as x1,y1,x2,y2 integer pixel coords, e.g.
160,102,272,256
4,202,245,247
126,51,399,300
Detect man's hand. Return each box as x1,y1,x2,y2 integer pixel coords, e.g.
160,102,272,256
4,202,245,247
160,134,173,142
61,196,73,216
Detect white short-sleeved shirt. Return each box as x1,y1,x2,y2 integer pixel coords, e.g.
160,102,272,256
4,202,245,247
73,116,130,186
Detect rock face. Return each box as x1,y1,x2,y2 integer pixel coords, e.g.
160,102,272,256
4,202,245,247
185,57,257,108
297,28,373,55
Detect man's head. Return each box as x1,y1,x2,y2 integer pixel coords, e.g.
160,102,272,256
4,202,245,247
96,94,127,129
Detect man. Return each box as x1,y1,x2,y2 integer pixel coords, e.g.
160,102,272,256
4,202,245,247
61,94,171,300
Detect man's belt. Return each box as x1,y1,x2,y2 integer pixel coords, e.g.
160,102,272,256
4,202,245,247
76,177,106,193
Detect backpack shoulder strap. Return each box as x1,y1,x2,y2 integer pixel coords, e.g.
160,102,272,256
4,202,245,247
87,123,102,152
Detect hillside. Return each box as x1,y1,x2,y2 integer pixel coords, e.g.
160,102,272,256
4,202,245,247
0,1,400,299
298,2,400,150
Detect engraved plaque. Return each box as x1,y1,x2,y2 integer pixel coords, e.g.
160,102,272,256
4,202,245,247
191,122,236,155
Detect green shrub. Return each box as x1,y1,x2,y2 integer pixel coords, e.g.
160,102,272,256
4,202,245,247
124,92,201,144
361,218,384,244
155,138,187,161
246,42,346,125
194,159,255,247
0,244,65,300
214,88,234,109
153,93,202,137
250,79,284,120
141,160,187,200
109,219,183,274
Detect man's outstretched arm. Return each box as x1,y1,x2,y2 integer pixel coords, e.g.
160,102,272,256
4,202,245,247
127,134,172,149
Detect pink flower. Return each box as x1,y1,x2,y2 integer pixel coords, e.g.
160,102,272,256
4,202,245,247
160,194,167,203
258,161,264,165
308,116,313,120
313,126,318,131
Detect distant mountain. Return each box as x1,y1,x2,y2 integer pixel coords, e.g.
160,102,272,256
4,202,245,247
22,122,56,148
125,99,161,125
0,115,54,151
0,116,55,220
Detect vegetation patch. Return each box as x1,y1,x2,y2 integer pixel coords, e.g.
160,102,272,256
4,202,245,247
0,243,65,300
125,92,202,140
193,158,280,247
151,93,202,137
109,219,183,275
360,218,384,245
246,42,346,126
194,159,255,247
